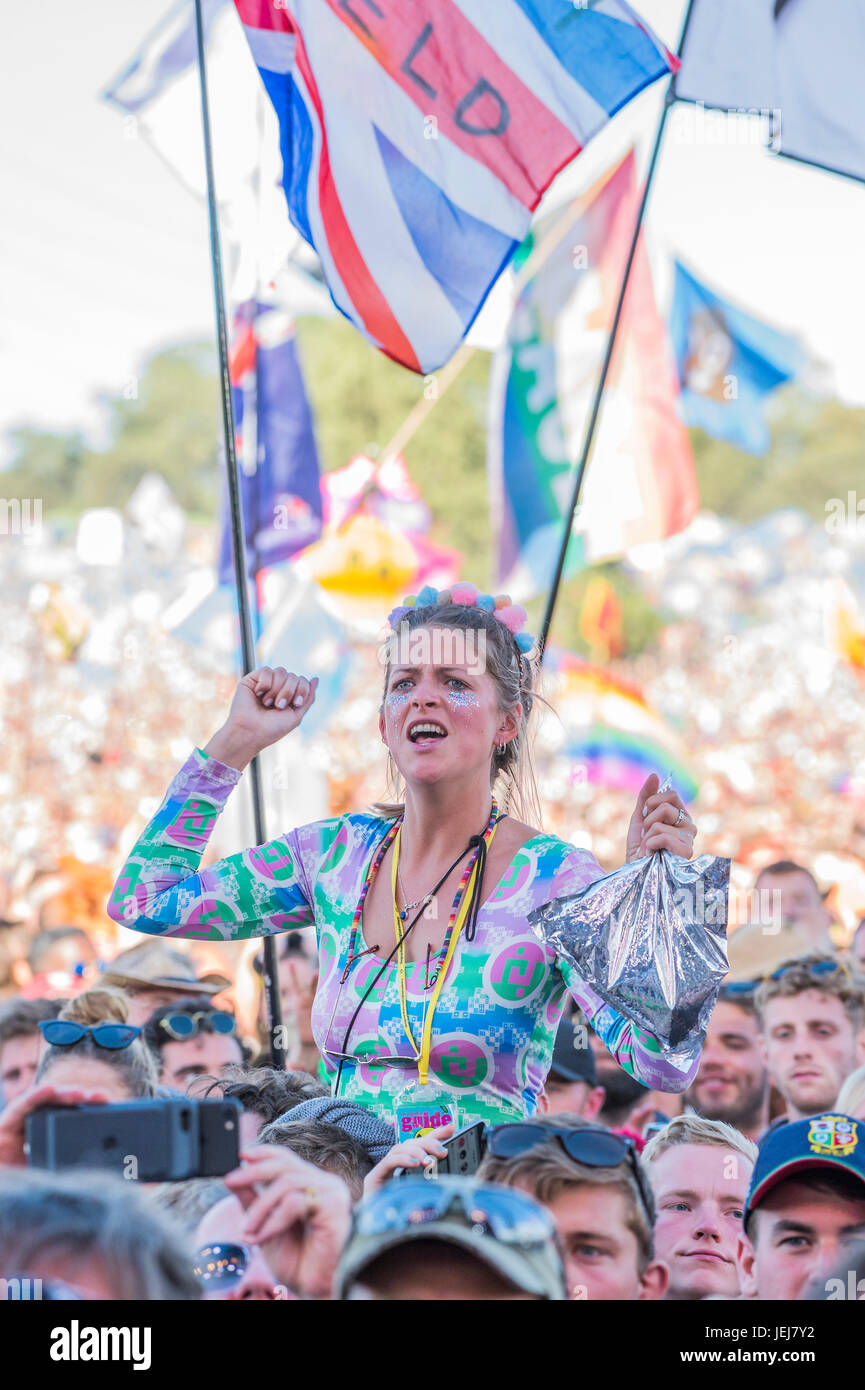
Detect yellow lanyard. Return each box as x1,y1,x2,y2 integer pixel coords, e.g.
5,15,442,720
391,822,498,1085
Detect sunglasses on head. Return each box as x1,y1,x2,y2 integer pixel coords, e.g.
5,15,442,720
721,958,847,998
356,1181,556,1247
486,1123,655,1224
193,1243,251,1290
158,1010,236,1041
38,1019,142,1050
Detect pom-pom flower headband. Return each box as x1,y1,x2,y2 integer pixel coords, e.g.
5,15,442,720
387,581,536,656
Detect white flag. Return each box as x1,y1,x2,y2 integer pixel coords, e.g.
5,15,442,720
675,0,776,112
102,0,328,304
675,0,865,184
774,0,865,182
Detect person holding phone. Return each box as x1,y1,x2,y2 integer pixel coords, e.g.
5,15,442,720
109,587,702,1132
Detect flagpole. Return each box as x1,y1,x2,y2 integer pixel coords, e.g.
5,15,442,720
537,1,696,658
378,197,606,464
194,0,285,1069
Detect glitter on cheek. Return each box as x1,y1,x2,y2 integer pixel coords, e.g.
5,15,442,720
444,689,479,710
385,692,411,718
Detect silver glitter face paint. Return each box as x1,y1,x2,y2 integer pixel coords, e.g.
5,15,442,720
385,691,411,717
444,688,479,709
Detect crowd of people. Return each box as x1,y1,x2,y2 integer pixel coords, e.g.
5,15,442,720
1,887,865,1302
3,518,865,1306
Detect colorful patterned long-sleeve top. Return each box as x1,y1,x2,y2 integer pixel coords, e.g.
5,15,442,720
108,750,702,1126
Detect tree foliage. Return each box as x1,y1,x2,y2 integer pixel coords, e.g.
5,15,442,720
3,324,861,656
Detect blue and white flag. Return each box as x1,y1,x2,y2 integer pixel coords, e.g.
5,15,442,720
669,261,804,456
103,0,330,305
233,0,678,372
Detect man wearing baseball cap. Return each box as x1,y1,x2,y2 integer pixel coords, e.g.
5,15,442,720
738,1112,865,1299
335,1176,567,1300
543,1017,606,1121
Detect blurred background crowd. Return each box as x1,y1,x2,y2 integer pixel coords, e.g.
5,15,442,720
4,0,865,1310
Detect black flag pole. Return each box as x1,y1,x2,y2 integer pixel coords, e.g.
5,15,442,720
537,0,696,658
194,0,285,1068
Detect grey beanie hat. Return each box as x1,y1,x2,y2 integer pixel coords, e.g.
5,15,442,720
274,1097,396,1162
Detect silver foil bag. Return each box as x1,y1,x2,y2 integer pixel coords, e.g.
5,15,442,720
529,852,730,1053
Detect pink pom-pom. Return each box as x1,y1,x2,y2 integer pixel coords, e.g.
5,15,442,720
496,604,527,635
450,582,480,606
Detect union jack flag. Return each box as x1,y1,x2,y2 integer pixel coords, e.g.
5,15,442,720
234,0,677,372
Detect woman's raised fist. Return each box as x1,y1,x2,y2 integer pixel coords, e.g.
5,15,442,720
205,668,319,770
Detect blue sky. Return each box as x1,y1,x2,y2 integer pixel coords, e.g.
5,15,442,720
2,0,864,466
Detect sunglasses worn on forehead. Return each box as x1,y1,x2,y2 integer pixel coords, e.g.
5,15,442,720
38,1020,142,1050
356,1182,555,1246
721,958,848,998
486,1123,655,1225
158,1011,236,1041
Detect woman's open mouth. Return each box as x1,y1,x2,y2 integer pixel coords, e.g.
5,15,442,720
407,720,448,747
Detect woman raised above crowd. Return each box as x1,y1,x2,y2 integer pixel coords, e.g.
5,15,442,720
108,584,703,1134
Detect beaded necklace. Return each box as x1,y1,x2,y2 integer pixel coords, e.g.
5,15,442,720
341,799,499,984
330,801,502,1096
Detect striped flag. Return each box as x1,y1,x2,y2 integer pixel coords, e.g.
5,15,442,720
489,153,698,598
103,0,302,303
233,0,678,372
218,300,323,582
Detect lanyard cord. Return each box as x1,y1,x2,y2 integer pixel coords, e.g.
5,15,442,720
333,805,506,1097
464,830,492,943
393,808,501,1082
333,836,474,1098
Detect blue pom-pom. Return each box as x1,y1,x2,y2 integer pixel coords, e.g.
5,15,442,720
416,585,438,608
515,632,535,652
476,594,495,612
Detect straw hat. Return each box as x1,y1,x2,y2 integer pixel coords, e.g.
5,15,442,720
726,921,817,983
102,941,230,995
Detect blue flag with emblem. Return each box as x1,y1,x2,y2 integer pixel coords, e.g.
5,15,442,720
669,261,804,456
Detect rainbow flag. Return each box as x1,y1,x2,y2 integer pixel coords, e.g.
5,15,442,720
548,651,698,802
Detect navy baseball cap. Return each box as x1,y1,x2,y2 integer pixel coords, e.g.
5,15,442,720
744,1113,865,1228
549,1017,597,1086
